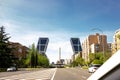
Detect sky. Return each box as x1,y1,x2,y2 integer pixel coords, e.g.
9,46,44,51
0,0,120,63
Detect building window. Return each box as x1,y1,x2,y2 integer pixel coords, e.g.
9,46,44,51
95,44,99,52
18,48,22,53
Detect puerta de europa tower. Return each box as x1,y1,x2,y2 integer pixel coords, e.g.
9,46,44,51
37,37,49,56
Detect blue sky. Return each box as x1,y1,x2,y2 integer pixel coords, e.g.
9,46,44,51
0,0,120,63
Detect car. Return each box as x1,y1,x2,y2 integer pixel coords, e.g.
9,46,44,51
88,64,101,73
7,67,16,71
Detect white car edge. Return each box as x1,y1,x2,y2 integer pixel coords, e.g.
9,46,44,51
7,67,16,71
88,64,101,73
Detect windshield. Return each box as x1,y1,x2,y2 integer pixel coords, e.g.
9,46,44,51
0,0,120,80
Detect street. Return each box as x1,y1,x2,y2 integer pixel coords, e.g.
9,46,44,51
0,68,56,80
54,68,91,80
0,68,91,80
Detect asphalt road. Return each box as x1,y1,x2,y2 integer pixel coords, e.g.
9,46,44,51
53,68,91,80
0,68,45,77
0,68,56,80
0,68,91,80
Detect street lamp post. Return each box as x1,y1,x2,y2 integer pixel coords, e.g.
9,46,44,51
91,28,105,58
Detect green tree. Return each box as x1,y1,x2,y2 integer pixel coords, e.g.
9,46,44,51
71,60,78,67
89,53,95,63
37,54,49,67
89,52,103,64
25,43,49,68
71,55,85,67
103,52,111,62
25,43,38,68
76,56,85,66
0,26,14,68
92,59,103,64
89,52,111,65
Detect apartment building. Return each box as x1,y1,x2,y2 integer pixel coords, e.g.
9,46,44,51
10,42,29,59
82,33,109,61
112,29,120,54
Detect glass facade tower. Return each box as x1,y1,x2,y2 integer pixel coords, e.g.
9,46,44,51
37,37,49,56
70,38,82,54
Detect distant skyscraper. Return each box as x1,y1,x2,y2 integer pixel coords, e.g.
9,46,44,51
70,38,82,54
37,37,49,56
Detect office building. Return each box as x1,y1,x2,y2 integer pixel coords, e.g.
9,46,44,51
37,37,49,56
70,38,82,60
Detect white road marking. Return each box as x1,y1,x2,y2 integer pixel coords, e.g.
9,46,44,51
51,68,57,80
0,68,57,80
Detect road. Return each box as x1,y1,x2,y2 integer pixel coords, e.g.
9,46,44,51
0,68,46,77
0,68,91,80
54,68,91,80
0,68,56,80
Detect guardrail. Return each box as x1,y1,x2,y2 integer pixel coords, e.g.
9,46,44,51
87,50,120,80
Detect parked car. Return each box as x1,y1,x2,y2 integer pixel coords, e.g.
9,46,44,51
88,64,101,73
7,67,16,71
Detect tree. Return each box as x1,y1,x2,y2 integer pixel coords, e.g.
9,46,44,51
92,59,103,64
71,55,85,67
37,54,49,67
89,53,95,63
89,52,111,65
89,52,103,64
76,56,85,66
25,43,38,68
71,60,78,67
0,26,13,68
25,43,49,68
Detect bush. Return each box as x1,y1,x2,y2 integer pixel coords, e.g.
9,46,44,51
0,68,6,72
82,66,89,69
92,59,103,65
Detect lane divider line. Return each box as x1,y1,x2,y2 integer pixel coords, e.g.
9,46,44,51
51,68,57,80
